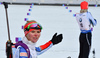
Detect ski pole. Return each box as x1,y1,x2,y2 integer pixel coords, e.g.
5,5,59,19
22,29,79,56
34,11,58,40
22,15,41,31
3,2,11,40
93,49,95,58
3,2,12,58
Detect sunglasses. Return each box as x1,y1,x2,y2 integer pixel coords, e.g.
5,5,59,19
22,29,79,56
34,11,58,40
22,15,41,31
24,23,42,31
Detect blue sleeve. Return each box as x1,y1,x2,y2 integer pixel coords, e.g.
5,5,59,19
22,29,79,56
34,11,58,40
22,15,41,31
88,12,97,26
13,47,20,58
35,43,53,55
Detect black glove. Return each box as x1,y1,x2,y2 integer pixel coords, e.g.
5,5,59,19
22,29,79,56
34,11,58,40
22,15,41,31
50,33,63,45
6,40,12,58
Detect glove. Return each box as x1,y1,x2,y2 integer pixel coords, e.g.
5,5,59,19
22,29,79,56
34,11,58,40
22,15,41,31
50,33,63,45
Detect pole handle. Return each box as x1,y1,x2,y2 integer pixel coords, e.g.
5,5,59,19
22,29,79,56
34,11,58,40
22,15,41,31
3,2,8,8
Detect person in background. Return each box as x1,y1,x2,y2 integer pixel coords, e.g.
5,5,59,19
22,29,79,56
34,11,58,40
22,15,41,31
75,1,97,58
14,20,63,58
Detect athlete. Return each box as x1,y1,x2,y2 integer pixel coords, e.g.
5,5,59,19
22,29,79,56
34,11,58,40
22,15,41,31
14,20,63,58
76,1,97,58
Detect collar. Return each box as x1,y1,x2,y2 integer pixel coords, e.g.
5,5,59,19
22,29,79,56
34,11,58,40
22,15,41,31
22,36,36,50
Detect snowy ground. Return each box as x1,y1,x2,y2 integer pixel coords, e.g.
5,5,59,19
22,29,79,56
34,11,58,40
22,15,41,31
0,4,100,58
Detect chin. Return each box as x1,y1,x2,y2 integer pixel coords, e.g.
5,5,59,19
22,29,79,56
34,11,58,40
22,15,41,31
32,41,37,43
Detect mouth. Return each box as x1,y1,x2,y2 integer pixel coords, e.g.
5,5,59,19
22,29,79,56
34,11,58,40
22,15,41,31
33,37,37,39
32,37,38,43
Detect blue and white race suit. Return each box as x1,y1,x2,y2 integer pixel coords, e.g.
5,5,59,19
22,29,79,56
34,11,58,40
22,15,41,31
14,37,53,58
76,12,97,33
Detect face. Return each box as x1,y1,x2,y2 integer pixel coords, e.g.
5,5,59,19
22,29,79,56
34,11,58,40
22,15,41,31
26,29,41,43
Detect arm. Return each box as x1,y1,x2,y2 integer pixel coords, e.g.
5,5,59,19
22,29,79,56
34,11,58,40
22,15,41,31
36,33,63,55
36,41,53,55
38,41,52,51
13,47,20,58
88,12,97,26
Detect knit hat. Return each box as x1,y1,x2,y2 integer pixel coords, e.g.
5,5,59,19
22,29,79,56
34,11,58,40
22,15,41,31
80,1,88,9
24,21,42,36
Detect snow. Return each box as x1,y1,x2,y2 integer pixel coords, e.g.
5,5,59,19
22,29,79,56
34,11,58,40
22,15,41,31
0,4,100,58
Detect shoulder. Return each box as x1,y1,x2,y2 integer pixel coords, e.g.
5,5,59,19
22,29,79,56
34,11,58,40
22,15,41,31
18,46,28,57
87,12,93,17
15,41,28,52
18,46,27,52
76,13,80,17
87,12,92,15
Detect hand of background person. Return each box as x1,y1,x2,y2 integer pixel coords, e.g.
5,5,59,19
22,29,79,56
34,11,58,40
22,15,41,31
89,19,97,27
50,33,63,45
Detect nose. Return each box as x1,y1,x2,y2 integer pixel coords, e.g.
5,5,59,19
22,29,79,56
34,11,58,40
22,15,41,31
34,33,38,37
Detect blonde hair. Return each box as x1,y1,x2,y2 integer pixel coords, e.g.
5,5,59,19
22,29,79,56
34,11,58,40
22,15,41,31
24,20,37,27
80,9,88,13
